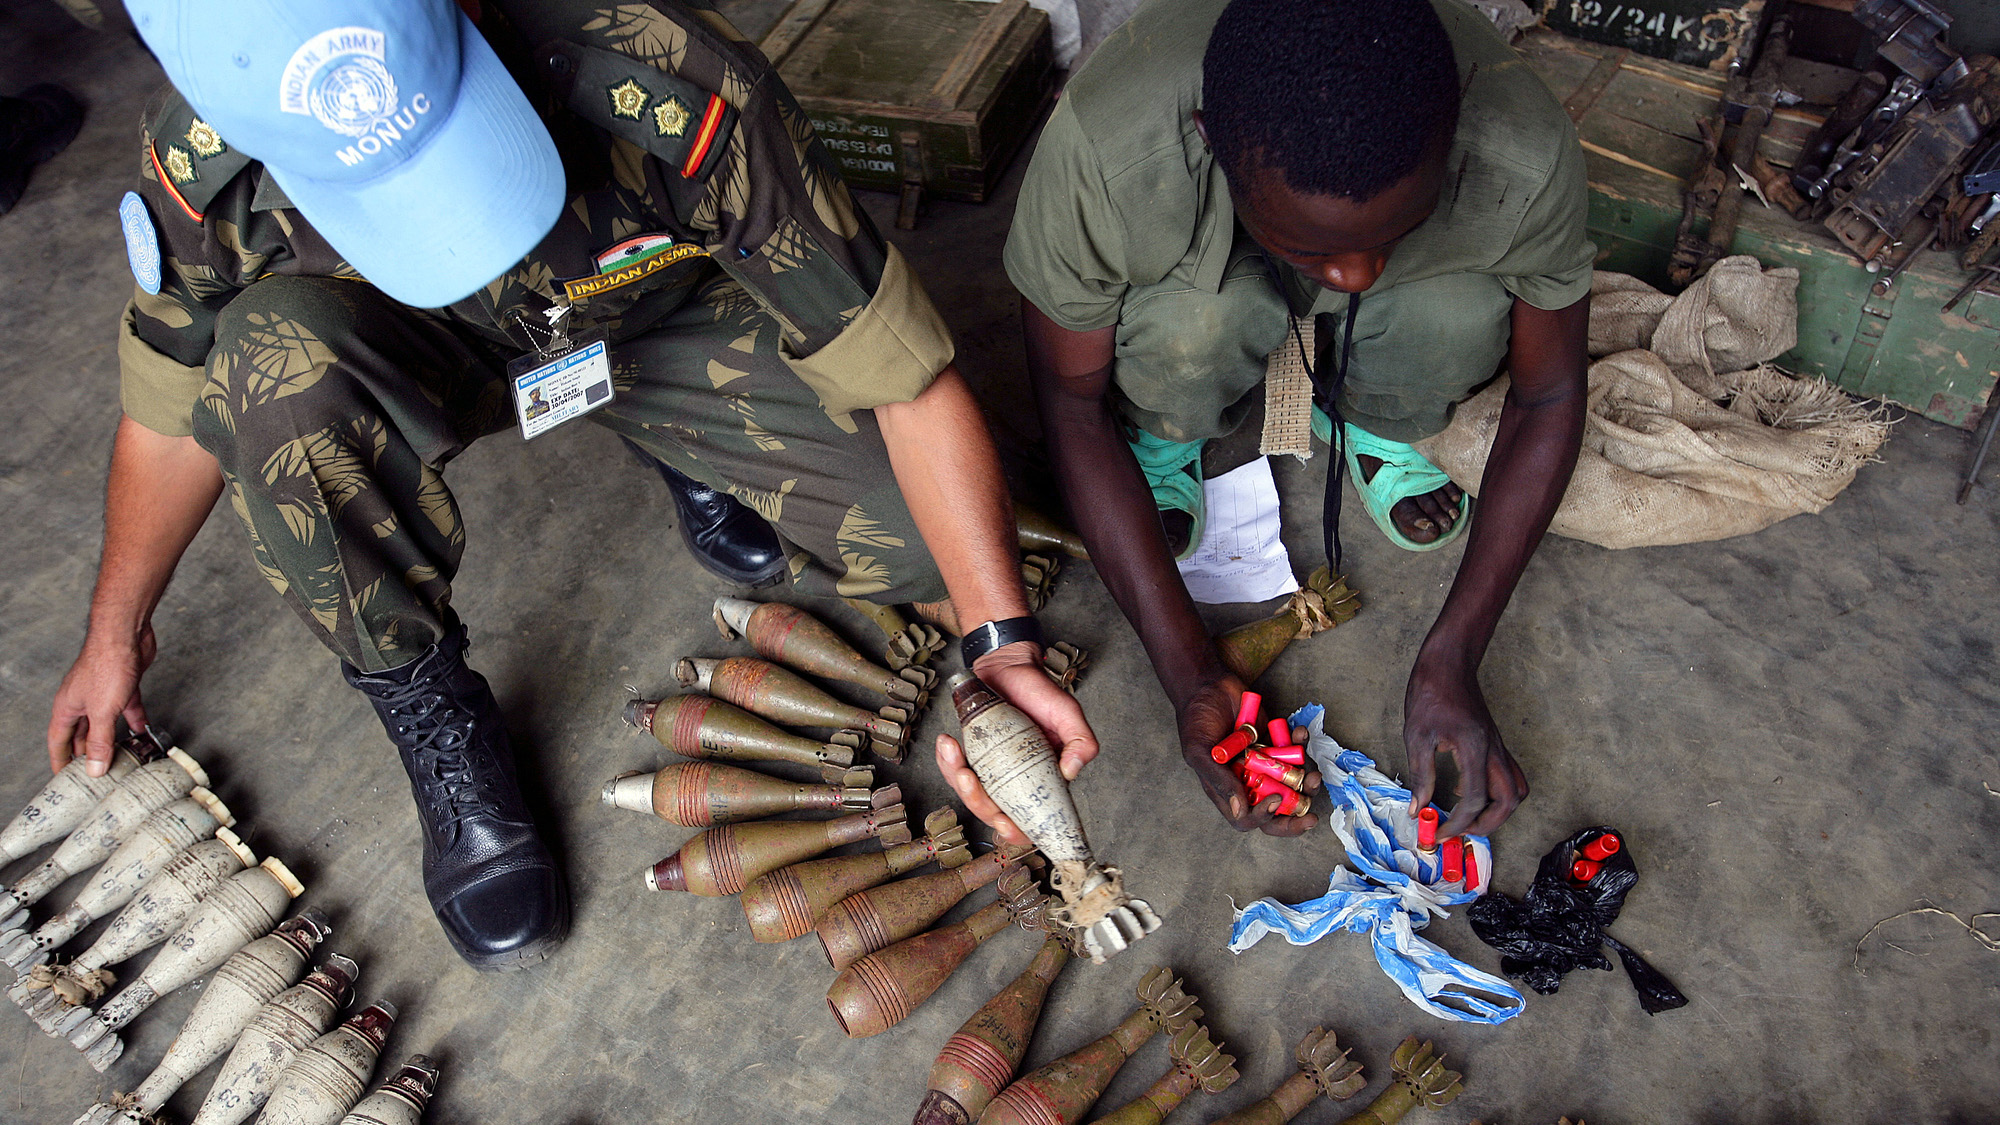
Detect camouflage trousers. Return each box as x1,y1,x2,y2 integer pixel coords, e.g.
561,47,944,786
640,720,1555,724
190,273,942,672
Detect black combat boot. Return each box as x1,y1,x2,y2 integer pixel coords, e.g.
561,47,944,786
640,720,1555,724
345,627,568,970
623,438,787,586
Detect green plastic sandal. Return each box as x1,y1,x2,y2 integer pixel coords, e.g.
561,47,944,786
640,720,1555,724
1127,429,1206,561
1313,408,1470,552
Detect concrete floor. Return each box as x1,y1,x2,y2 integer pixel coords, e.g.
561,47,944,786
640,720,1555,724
6,5,2000,1124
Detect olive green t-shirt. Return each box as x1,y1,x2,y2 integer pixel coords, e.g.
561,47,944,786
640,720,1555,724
1004,0,1595,334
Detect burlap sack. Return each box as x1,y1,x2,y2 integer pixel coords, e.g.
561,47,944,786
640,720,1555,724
1414,259,1889,549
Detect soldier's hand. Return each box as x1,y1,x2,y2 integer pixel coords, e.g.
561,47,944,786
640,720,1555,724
47,624,155,775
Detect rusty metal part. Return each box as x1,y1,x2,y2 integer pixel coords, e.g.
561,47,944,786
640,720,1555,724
913,931,1070,1125
1087,1022,1239,1125
1329,1036,1463,1125
1209,1027,1365,1125
842,597,948,672
1214,566,1359,685
978,966,1200,1125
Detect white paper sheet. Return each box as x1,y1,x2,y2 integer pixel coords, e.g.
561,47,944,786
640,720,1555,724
1176,457,1300,604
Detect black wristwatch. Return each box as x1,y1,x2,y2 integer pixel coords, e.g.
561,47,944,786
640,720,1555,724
959,616,1044,666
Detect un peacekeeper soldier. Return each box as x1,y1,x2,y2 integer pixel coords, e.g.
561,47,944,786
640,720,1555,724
942,0,1592,844
46,0,1094,969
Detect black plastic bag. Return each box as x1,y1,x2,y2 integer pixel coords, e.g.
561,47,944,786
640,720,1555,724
1467,825,1688,1014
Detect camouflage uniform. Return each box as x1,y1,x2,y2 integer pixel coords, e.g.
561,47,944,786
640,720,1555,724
118,0,953,671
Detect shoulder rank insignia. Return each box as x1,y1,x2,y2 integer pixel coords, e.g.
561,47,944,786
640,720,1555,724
185,118,226,159
607,78,651,120
653,96,691,138
163,145,197,185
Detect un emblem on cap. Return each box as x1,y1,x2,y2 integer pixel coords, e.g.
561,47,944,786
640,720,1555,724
280,27,399,138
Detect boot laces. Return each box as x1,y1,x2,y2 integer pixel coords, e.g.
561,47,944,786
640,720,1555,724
378,680,504,845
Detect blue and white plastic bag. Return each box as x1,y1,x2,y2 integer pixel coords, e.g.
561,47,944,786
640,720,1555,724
1227,705,1526,1024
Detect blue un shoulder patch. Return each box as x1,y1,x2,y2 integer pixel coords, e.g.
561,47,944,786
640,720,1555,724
120,191,162,295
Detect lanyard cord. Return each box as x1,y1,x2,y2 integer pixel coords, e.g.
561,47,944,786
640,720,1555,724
1265,257,1362,575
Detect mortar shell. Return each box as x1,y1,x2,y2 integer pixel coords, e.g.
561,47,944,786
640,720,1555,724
186,956,356,1125
980,1001,1162,1125
917,933,1070,1123
647,794,906,896
603,761,873,827
1213,615,1299,686
625,694,857,770
72,857,302,1057
257,1001,396,1125
742,814,960,942
56,830,254,979
716,597,931,708
0,749,141,865
818,847,1013,970
3,753,207,917
1014,500,1090,560
826,899,1013,1038
126,910,329,1105
678,657,910,757
15,792,229,961
339,1054,439,1125
948,672,1093,867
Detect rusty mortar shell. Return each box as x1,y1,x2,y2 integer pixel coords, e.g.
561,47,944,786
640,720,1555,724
949,672,1160,962
2,789,232,968
122,910,330,1102
715,596,934,706
0,746,143,866
646,789,907,896
1209,1026,1366,1125
624,693,860,772
1330,1036,1463,1125
841,597,947,673
826,898,1018,1039
913,932,1070,1125
1088,1021,1239,1125
1,749,208,927
257,1000,398,1125
339,1054,440,1125
1214,566,1359,685
817,844,1028,970
678,656,911,760
602,761,876,828
64,857,303,1056
1014,500,1090,561
188,955,358,1125
742,807,966,942
980,966,1202,1125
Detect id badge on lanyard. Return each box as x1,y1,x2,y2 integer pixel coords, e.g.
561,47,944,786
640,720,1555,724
507,306,614,440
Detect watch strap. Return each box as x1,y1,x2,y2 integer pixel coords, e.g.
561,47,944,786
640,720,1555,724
959,616,1044,666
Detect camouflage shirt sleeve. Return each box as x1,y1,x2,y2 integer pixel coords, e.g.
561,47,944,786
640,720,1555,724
543,2,954,417
119,89,353,436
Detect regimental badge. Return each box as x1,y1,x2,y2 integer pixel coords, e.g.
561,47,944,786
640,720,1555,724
184,118,226,159
607,78,650,121
653,96,691,138
163,145,197,185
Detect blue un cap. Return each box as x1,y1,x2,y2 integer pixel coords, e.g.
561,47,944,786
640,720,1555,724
125,0,564,308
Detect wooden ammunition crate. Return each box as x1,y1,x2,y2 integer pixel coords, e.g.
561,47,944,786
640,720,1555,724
759,0,1056,208
1521,29,1998,428
1538,0,1764,70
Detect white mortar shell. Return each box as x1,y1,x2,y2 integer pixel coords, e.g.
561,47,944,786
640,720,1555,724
260,1002,397,1125
338,1054,439,1125
24,796,225,960
1,755,203,914
126,911,327,1113
79,860,295,1040
189,957,356,1125
70,833,253,975
0,749,139,864
948,672,1095,867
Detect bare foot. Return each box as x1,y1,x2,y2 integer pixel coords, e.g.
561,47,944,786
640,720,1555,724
1356,455,1464,544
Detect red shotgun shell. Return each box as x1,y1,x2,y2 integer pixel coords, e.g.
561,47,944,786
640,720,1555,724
1463,847,1480,891
1266,719,1293,748
1234,691,1262,731
1210,729,1255,764
1571,858,1600,884
1416,807,1439,852
1239,749,1307,790
1249,777,1308,816
1441,838,1464,883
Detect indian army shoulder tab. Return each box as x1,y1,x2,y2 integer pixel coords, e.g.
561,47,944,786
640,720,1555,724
144,93,252,222
540,40,737,183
